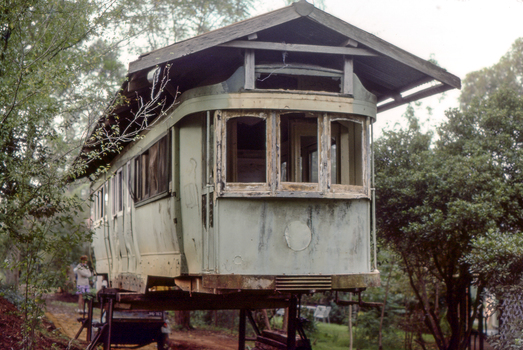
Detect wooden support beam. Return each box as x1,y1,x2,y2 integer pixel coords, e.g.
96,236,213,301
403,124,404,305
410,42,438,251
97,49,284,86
377,76,435,103
244,49,255,90
342,38,358,48
116,291,291,311
220,40,378,56
343,56,353,95
377,83,454,113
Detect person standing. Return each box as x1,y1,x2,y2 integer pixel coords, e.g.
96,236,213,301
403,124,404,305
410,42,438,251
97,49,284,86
74,255,92,313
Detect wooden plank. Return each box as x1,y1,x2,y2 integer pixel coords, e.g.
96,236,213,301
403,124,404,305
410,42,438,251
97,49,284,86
342,38,358,47
129,6,301,74
377,76,434,103
244,49,255,90
377,83,454,113
343,56,353,95
308,9,461,89
219,40,377,56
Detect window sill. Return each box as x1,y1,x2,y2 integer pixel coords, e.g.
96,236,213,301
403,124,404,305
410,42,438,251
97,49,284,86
134,191,170,208
217,187,370,200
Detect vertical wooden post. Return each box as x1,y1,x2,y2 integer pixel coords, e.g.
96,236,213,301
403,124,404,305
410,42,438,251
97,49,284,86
239,309,246,350
343,56,354,95
86,298,93,342
478,302,484,350
287,296,297,350
104,298,114,350
244,49,255,90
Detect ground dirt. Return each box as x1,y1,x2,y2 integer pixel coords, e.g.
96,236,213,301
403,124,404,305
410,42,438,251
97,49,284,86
42,293,240,350
0,295,85,350
0,293,240,350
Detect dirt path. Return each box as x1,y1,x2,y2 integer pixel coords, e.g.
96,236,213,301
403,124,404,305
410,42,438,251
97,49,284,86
44,295,240,350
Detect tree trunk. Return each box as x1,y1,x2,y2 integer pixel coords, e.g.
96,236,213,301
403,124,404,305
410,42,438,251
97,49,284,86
175,311,192,330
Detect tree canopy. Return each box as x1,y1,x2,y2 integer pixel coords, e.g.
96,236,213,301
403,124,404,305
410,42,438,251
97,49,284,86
0,0,255,348
376,85,523,349
459,38,523,109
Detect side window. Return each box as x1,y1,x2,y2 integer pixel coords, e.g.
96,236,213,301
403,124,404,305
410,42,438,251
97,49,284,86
111,169,123,216
104,184,108,215
280,113,318,183
226,117,266,183
118,169,123,212
92,186,105,221
126,162,131,211
330,119,363,186
134,134,170,203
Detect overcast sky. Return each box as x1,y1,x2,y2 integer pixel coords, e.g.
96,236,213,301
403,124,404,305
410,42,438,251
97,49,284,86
254,0,523,137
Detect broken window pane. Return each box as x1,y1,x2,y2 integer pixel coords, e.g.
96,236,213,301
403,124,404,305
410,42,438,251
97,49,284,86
117,170,123,212
280,113,318,183
133,134,170,203
226,117,266,183
149,142,159,196
331,120,363,186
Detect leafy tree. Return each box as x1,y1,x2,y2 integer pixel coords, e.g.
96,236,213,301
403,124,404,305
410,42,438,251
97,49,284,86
1,0,258,347
375,105,497,349
376,87,523,349
459,37,523,109
0,0,122,348
443,90,523,349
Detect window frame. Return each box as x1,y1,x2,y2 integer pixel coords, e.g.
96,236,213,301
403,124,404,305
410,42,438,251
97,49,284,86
216,110,272,194
278,113,322,193
126,161,132,212
112,168,124,218
215,109,369,199
133,133,171,204
326,114,368,195
91,185,106,226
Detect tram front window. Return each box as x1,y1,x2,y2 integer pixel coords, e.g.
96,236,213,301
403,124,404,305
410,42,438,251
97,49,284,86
226,117,266,183
217,110,367,197
331,120,363,186
280,113,318,183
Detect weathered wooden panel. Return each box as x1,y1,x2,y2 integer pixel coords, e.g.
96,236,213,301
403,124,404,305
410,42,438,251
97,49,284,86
134,198,178,256
215,198,370,275
178,115,204,274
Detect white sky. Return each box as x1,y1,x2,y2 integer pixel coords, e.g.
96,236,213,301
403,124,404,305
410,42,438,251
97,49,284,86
254,0,523,137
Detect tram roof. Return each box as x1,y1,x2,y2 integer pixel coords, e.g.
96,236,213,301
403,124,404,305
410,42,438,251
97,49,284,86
126,0,460,111
78,0,460,178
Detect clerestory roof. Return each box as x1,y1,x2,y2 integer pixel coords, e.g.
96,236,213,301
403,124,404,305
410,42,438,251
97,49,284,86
126,0,460,113
78,0,460,178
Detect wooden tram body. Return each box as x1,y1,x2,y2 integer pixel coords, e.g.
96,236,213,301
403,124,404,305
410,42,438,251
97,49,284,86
80,1,460,348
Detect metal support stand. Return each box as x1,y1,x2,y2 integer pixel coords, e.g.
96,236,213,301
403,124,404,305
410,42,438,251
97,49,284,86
246,310,261,336
239,309,246,350
74,298,93,341
287,296,297,350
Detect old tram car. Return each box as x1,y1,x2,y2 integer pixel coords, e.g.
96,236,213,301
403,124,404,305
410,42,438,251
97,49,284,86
81,1,460,348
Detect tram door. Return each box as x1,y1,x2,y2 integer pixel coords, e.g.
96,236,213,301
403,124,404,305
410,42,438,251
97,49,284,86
178,113,215,275
202,112,215,273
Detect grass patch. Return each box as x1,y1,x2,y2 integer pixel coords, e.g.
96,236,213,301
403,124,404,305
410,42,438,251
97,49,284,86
308,322,434,350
